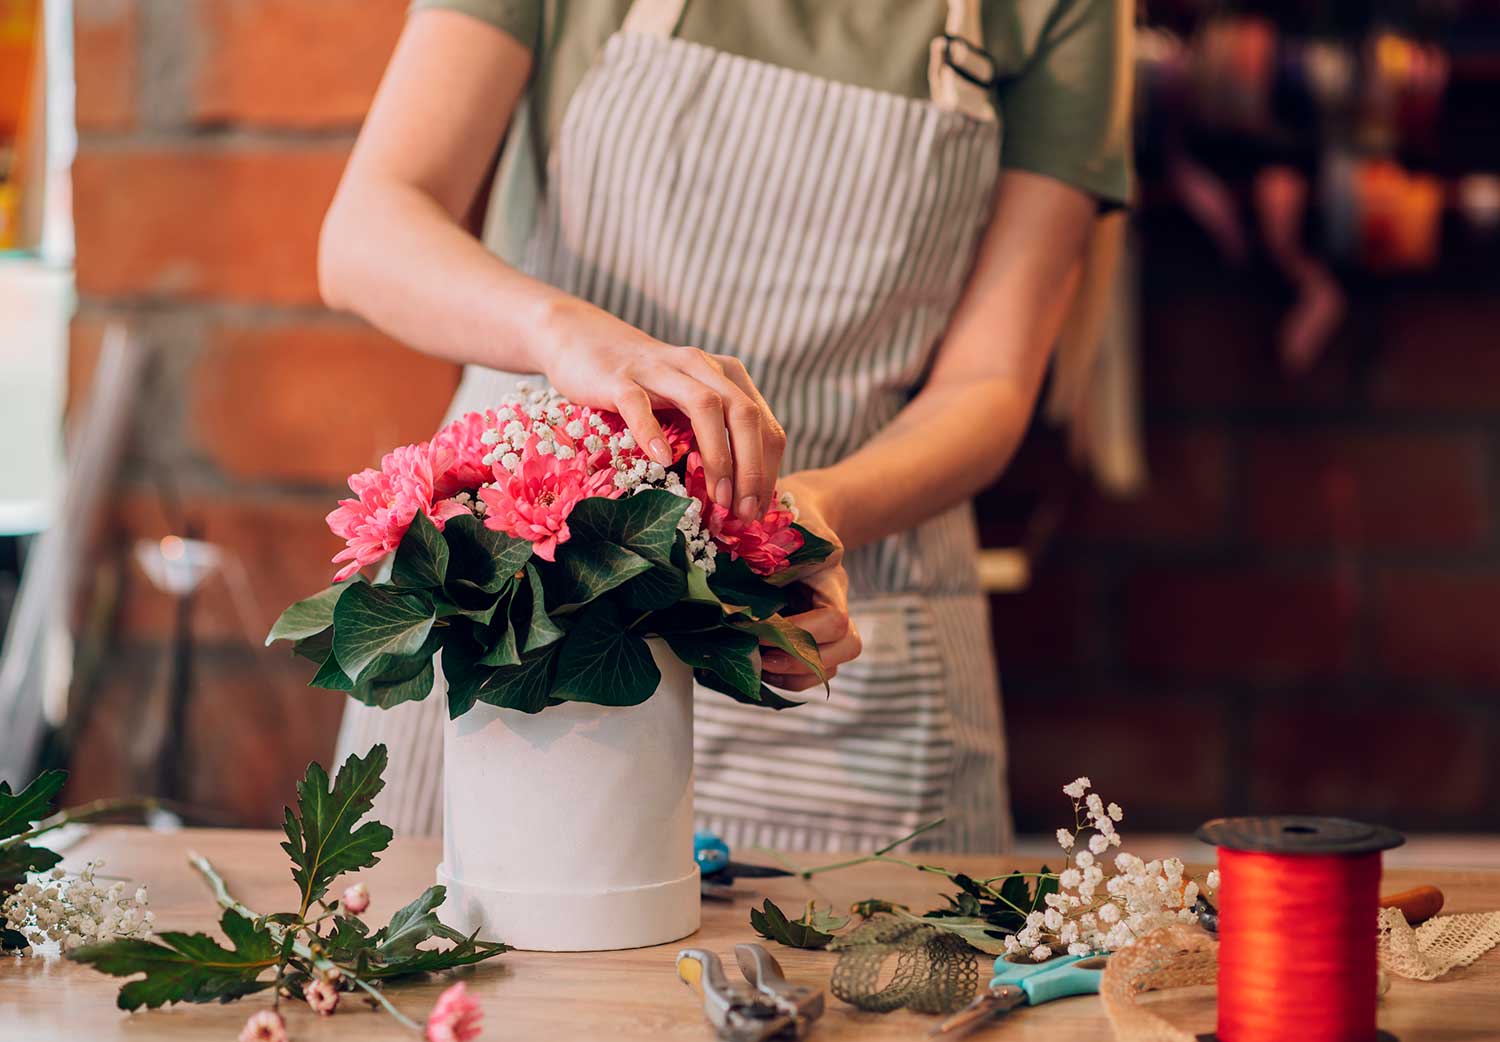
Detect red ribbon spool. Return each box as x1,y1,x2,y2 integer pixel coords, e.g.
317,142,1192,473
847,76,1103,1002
1196,816,1404,1042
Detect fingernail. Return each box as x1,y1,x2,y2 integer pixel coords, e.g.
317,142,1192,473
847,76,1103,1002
738,495,759,520
649,438,671,465
715,478,733,508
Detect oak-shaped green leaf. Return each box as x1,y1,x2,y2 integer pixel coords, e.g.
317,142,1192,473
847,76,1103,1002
666,628,760,700
749,899,836,950
280,746,393,913
442,513,533,595
332,583,435,683
566,490,688,569
391,511,450,589
551,600,659,706
266,583,350,646
0,769,66,880
68,909,279,1010
371,886,467,959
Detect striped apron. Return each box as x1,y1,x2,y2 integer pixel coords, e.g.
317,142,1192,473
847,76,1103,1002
337,0,1013,852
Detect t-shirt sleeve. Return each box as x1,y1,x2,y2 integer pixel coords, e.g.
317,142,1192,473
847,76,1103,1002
409,0,541,51
996,0,1133,208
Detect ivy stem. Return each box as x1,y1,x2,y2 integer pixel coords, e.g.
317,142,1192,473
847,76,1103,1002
1,797,162,850
188,853,423,1034
760,817,947,878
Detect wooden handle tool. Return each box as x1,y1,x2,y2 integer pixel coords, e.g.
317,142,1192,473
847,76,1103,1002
1379,885,1444,924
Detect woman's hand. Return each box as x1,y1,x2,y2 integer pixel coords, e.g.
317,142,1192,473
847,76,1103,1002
539,298,785,522
761,474,860,691
763,566,861,691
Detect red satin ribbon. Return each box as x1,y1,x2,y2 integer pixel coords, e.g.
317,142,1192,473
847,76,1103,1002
1217,848,1381,1042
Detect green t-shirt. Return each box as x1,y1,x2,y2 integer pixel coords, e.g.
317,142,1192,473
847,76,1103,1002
415,0,1132,209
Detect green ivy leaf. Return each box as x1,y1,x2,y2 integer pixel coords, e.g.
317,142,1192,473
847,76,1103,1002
730,615,828,685
347,658,435,710
292,627,334,664
749,899,836,950
666,628,760,700
0,770,67,880
707,558,788,618
391,511,450,589
332,583,435,683
519,563,565,652
266,584,350,646
551,600,659,707
68,909,279,1010
478,619,520,667
566,491,689,570
544,540,652,611
445,641,560,717
696,670,804,710
280,746,393,914
442,514,533,595
622,562,688,612
764,523,838,587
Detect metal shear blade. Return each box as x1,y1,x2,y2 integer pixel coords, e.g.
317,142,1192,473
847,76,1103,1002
677,943,824,1042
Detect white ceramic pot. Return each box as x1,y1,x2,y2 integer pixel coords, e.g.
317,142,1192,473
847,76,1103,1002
436,639,700,951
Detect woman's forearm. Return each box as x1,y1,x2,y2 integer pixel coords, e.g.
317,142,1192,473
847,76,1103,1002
319,175,570,375
802,376,1036,551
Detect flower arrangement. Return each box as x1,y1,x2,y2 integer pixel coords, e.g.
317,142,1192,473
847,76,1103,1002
269,384,833,714
756,777,1216,960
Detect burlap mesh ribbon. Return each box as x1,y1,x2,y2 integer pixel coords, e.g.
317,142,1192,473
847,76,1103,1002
1376,907,1500,981
826,915,979,1014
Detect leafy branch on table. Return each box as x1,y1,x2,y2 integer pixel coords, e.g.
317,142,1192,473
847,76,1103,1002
66,744,507,1038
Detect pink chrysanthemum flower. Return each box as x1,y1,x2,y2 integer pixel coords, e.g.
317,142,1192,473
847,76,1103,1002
240,1010,288,1042
425,982,483,1042
305,977,339,1016
326,442,468,582
432,410,503,497
684,452,803,576
477,438,619,561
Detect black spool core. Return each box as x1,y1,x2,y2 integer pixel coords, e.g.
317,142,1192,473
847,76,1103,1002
1195,815,1405,856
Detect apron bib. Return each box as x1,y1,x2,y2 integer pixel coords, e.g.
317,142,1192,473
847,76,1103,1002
340,0,1013,852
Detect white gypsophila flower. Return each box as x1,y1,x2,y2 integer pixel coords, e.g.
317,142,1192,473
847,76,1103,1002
1086,793,1105,818
1098,902,1121,925
1056,829,1074,851
584,434,604,454
1062,777,1090,799
500,452,521,472
564,419,586,439
1067,942,1091,957
1030,945,1053,962
1058,868,1081,889
1107,802,1123,822
1089,834,1109,856
1206,869,1220,891
3,861,153,953
1025,911,1045,929
1074,849,1094,870
1043,908,1064,931
1003,934,1022,954
555,444,576,460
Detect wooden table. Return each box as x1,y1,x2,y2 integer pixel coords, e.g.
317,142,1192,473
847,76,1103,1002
3,827,1498,1041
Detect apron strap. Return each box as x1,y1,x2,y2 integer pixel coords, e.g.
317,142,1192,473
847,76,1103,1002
929,0,997,121
621,0,685,38
624,0,996,122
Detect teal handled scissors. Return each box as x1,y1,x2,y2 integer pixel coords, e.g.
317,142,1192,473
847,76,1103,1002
929,950,1109,1037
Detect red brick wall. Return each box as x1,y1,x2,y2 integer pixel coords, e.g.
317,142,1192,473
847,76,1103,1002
67,0,458,824
985,214,1500,835
68,4,1499,837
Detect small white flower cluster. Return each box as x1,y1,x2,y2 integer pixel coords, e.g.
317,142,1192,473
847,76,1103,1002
637,471,718,574
482,383,668,491
2,862,154,952
1003,778,1213,961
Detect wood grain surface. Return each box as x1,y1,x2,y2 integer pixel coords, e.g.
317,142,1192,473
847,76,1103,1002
1,827,1497,1041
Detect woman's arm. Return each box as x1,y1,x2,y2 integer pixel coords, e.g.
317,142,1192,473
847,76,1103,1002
784,170,1097,551
319,10,783,521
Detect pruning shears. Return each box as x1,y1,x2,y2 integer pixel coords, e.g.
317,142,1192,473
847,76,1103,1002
677,943,825,1041
929,950,1109,1037
696,830,792,900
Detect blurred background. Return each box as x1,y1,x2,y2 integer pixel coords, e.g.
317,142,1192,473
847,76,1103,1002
2,0,1499,840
